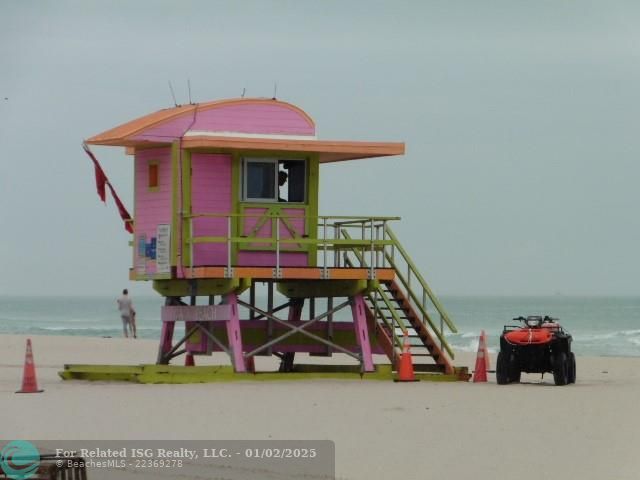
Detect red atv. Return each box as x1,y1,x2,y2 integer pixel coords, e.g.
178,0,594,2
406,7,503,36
496,316,575,386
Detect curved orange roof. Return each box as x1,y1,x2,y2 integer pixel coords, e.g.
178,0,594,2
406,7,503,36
85,97,405,163
86,98,316,146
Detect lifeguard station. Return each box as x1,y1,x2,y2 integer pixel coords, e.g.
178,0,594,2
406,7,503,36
81,97,465,380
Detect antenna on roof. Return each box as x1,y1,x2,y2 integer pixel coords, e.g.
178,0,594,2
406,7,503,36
241,87,246,98
168,81,178,107
272,82,278,100
187,79,193,104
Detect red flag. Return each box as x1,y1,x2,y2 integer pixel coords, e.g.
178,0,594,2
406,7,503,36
83,142,134,234
94,164,107,202
107,182,134,233
83,143,107,202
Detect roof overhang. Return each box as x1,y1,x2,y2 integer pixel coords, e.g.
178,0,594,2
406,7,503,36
86,135,405,163
183,136,404,163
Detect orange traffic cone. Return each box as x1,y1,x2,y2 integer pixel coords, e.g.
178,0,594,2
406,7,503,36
481,330,491,371
395,332,419,382
16,338,44,393
473,331,488,383
185,353,195,367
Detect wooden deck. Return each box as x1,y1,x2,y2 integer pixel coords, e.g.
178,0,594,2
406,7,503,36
131,267,396,281
185,266,395,280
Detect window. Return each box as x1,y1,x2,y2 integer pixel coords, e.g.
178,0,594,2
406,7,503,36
245,159,276,201
148,162,159,190
242,158,306,203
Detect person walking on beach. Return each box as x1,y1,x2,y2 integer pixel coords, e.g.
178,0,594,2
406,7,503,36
117,289,137,338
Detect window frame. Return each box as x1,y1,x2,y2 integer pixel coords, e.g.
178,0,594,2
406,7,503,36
242,157,279,203
147,161,160,192
241,157,307,204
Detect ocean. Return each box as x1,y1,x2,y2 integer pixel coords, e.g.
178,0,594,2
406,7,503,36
1,295,638,357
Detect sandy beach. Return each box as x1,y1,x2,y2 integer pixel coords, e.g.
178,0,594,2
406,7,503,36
1,334,639,479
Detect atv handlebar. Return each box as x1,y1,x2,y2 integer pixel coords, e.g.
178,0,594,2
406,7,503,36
512,315,559,323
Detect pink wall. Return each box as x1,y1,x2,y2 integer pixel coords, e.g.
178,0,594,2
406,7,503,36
134,148,172,275
131,103,314,142
191,153,232,266
190,104,314,136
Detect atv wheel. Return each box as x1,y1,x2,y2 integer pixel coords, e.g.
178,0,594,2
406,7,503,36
567,352,576,384
496,351,510,385
508,354,521,383
553,351,569,386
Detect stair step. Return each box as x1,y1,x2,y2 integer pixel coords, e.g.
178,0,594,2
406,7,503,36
378,307,402,312
374,295,404,302
374,302,406,309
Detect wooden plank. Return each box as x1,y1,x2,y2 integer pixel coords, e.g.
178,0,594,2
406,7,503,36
224,293,246,372
59,363,468,383
183,266,226,278
234,267,275,278
328,268,368,279
281,268,321,280
351,294,375,372
375,269,395,280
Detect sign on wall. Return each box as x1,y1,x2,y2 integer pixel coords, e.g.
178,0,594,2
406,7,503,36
156,224,171,274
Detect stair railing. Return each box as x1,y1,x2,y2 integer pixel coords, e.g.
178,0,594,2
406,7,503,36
339,230,405,354
340,224,457,360
382,224,457,358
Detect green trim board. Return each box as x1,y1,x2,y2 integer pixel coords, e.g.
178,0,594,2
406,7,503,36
59,364,393,383
170,141,180,267
306,155,320,266
132,148,138,270
231,152,241,264
189,237,393,248
58,364,469,383
180,149,192,268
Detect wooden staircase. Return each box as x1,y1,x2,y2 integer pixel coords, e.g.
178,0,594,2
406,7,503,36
341,225,465,379
364,280,455,375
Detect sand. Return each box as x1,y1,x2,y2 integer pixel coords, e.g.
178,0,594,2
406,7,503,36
1,334,639,480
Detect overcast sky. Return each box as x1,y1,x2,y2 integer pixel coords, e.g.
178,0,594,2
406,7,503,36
1,1,639,296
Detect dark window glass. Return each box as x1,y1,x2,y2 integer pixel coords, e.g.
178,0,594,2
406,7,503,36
246,162,276,200
280,160,306,202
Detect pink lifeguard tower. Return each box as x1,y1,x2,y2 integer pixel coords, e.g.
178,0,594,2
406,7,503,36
84,97,463,379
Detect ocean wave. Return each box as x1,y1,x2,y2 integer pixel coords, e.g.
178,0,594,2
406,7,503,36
459,331,479,339
448,338,497,354
575,329,640,342
445,327,640,356
29,326,112,332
